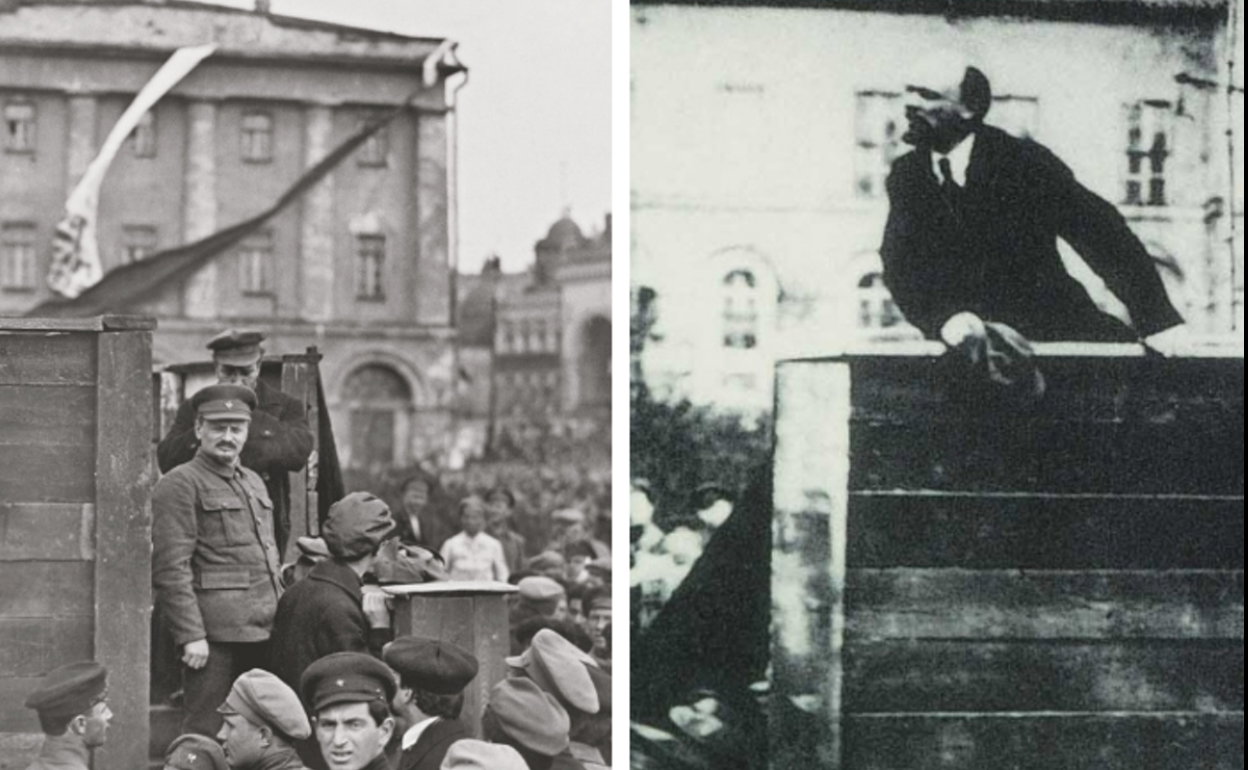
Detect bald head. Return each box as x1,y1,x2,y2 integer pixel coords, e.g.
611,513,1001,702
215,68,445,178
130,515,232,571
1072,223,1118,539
901,51,992,152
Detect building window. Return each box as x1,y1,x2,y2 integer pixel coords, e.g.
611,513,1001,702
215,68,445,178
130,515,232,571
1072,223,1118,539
241,111,273,163
355,234,386,301
991,95,1039,140
357,115,388,167
857,271,904,329
342,364,411,471
238,230,273,296
122,225,158,264
1125,100,1171,207
130,111,156,158
4,100,36,154
722,269,759,349
854,90,903,199
1,223,39,292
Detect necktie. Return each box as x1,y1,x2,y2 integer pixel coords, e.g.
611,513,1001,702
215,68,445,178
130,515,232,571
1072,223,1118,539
938,156,963,217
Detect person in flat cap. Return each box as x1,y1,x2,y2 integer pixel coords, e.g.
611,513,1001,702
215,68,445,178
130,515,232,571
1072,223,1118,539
525,552,567,583
152,383,284,737
440,496,509,583
215,669,311,770
300,653,397,770
269,493,397,702
395,474,454,552
158,328,313,557
165,734,230,770
281,537,332,589
485,486,528,576
547,509,609,562
583,589,612,671
481,679,580,770
506,630,610,770
510,577,568,654
23,661,111,770
382,637,479,770
439,740,527,770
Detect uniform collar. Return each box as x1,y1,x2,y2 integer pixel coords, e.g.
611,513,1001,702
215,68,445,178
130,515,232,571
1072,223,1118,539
34,732,91,768
192,451,242,480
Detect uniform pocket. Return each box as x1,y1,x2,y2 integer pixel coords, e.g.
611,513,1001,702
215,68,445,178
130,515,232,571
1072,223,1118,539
201,494,253,546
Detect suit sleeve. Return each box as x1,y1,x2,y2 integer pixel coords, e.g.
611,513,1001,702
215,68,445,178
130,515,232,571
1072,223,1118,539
240,392,314,473
1034,148,1185,337
156,400,200,474
151,474,206,646
879,166,954,339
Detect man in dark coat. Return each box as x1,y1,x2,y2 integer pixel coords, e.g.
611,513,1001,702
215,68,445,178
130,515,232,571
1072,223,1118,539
158,329,314,557
879,53,1188,352
381,636,478,770
152,385,284,736
269,492,396,695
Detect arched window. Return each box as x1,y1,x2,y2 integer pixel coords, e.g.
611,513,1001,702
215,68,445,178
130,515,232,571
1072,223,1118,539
722,269,759,349
857,272,904,329
341,364,411,470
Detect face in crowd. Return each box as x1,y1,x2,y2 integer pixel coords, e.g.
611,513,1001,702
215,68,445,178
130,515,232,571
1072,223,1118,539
196,416,250,466
315,702,394,770
215,360,261,391
78,698,113,749
588,606,611,654
460,499,487,537
401,479,430,517
217,712,267,768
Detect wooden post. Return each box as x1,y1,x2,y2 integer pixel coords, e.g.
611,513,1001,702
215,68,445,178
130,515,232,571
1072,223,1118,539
280,348,322,558
94,319,156,770
383,583,518,737
770,361,852,770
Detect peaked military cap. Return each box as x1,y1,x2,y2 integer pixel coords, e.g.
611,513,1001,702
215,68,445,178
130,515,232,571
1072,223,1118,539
218,669,311,740
207,328,265,366
300,652,396,713
382,636,478,695
164,734,228,770
190,383,256,421
24,661,107,719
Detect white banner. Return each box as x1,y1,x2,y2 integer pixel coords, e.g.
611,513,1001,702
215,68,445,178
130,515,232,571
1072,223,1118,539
46,43,217,298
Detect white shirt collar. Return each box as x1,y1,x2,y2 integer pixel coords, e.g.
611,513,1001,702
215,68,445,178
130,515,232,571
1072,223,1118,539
931,131,976,187
401,716,439,751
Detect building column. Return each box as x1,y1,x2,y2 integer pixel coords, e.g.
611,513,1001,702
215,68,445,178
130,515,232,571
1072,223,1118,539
65,94,97,192
301,103,336,321
415,110,453,326
183,100,218,319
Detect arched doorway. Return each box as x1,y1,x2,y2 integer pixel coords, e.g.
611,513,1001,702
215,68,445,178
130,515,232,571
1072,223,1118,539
580,316,611,408
341,363,412,471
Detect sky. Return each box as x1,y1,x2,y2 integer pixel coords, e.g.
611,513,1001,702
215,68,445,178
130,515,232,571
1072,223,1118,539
210,0,612,274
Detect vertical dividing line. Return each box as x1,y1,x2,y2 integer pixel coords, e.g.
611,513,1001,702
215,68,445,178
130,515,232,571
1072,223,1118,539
1229,0,1242,330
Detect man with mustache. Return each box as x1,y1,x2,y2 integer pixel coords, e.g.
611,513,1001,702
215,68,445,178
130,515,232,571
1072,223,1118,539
879,52,1188,353
152,384,284,736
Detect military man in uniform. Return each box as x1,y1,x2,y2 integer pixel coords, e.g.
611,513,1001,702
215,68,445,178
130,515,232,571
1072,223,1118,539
152,384,284,736
216,669,312,770
158,329,314,556
22,661,112,770
382,636,479,770
300,652,399,770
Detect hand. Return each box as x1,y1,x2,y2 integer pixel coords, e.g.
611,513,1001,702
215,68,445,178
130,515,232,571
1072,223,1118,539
1143,324,1190,358
939,312,986,348
362,587,392,630
182,640,210,669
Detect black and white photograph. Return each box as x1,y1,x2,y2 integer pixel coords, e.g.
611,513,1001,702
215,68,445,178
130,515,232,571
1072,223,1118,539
629,0,1243,768
1,1,611,769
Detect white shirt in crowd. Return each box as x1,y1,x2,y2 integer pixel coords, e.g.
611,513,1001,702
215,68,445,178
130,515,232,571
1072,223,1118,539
440,531,509,582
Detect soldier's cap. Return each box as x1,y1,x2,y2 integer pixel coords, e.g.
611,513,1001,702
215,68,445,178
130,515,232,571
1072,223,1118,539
24,661,107,719
295,536,330,560
164,734,229,770
300,652,397,714
382,636,478,695
440,740,527,770
485,678,570,757
525,551,565,573
322,492,395,560
517,576,566,604
587,593,612,613
504,628,599,715
217,669,311,740
551,508,585,524
207,328,265,366
191,383,256,421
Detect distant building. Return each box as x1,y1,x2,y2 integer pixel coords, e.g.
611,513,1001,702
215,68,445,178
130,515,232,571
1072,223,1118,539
457,213,612,455
631,0,1243,413
0,0,467,470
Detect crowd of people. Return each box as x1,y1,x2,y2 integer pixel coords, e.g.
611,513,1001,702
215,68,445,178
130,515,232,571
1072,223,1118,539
18,329,612,770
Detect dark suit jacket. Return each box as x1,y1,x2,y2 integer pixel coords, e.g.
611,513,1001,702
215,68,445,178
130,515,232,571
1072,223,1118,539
396,719,468,770
158,378,314,556
880,125,1184,342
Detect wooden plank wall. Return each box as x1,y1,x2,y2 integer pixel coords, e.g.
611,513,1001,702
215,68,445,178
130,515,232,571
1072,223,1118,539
0,331,99,769
839,354,1244,769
